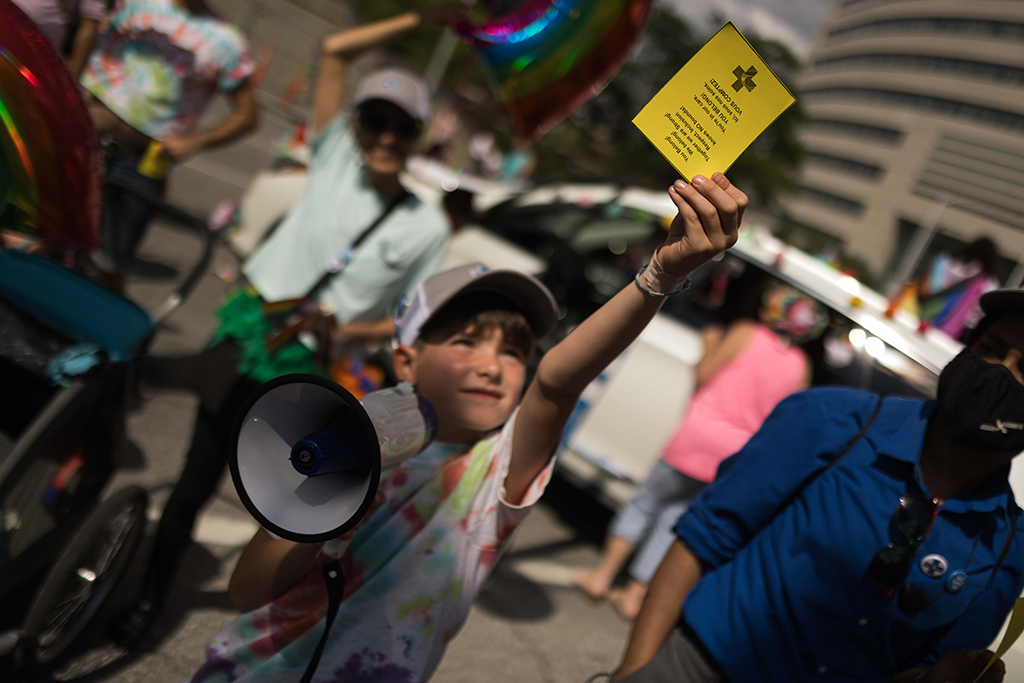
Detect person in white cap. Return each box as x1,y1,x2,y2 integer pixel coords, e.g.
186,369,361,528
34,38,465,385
242,3,469,347
113,4,467,647
187,171,747,683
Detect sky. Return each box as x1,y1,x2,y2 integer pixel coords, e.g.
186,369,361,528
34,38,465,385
664,0,835,59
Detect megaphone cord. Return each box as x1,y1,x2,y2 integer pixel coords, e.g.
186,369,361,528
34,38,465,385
299,559,345,683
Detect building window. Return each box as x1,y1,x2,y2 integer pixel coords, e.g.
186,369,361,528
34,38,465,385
801,87,1024,132
803,118,904,144
805,151,885,180
774,217,846,257
797,184,866,216
828,17,1024,43
813,52,1024,87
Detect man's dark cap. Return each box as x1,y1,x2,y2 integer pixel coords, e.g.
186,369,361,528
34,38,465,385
979,289,1024,319
966,289,1024,345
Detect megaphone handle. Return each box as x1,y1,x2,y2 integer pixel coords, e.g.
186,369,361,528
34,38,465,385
318,536,351,560
299,559,345,683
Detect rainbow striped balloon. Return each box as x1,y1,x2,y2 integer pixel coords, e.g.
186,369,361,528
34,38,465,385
460,0,654,140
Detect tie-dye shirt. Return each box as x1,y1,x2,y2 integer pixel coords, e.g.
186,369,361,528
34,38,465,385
188,408,554,683
81,0,253,140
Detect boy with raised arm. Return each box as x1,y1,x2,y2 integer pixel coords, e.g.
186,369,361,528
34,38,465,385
187,173,746,682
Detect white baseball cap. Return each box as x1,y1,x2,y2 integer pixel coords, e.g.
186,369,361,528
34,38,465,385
353,67,431,122
396,264,558,347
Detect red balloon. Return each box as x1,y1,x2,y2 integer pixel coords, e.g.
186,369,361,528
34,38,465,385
0,0,101,249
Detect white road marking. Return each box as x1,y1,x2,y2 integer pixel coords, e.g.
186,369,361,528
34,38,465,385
148,506,259,547
507,559,579,587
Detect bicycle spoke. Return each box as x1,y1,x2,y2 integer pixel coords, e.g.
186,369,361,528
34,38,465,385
95,507,136,577
31,495,144,661
40,579,91,646
45,587,89,629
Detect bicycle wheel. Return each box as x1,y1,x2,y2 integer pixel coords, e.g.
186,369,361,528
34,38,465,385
18,485,147,669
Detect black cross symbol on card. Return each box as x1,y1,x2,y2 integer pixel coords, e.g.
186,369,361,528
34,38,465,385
732,65,757,92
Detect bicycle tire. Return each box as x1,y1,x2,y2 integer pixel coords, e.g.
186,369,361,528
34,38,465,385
18,485,148,670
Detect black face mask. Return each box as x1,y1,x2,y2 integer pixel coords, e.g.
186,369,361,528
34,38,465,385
937,350,1024,452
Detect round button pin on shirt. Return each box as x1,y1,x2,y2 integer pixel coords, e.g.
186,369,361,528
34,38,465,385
946,570,968,594
920,554,948,578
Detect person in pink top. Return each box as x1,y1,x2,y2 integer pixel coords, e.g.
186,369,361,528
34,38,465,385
575,284,826,618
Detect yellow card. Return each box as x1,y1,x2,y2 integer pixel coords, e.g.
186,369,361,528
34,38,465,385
632,22,796,181
973,597,1024,682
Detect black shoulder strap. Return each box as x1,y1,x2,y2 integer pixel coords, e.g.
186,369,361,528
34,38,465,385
990,505,1020,583
301,189,411,304
777,396,884,513
348,190,411,253
833,396,885,467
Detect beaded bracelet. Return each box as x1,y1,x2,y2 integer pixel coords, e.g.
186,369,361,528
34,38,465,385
634,247,691,297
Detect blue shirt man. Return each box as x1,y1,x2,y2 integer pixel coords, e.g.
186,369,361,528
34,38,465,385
615,290,1024,683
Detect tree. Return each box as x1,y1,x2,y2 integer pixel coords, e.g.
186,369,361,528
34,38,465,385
348,1,805,208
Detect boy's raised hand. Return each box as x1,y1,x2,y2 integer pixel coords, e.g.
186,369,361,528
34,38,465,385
659,173,747,278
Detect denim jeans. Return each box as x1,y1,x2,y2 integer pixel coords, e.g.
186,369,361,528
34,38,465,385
608,460,707,584
100,155,166,269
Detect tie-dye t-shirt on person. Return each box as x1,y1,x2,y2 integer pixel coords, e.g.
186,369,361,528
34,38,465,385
81,0,253,140
188,409,555,683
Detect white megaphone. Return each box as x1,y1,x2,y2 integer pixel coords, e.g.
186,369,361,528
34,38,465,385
230,373,437,548
228,374,437,683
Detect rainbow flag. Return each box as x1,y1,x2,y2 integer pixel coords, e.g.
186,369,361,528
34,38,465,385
459,0,654,140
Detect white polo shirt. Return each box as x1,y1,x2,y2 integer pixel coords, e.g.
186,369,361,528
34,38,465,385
243,113,449,323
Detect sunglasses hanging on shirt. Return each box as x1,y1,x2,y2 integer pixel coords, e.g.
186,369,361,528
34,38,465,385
867,495,939,600
866,493,1019,614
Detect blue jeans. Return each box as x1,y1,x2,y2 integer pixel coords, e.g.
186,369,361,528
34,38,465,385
608,461,707,584
100,155,166,269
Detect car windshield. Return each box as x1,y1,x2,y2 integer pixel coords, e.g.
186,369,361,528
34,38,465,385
480,200,936,400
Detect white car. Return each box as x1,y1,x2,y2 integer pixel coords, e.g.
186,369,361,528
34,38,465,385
439,183,967,505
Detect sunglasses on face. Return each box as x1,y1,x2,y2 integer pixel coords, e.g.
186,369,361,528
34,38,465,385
358,110,422,140
866,494,939,607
